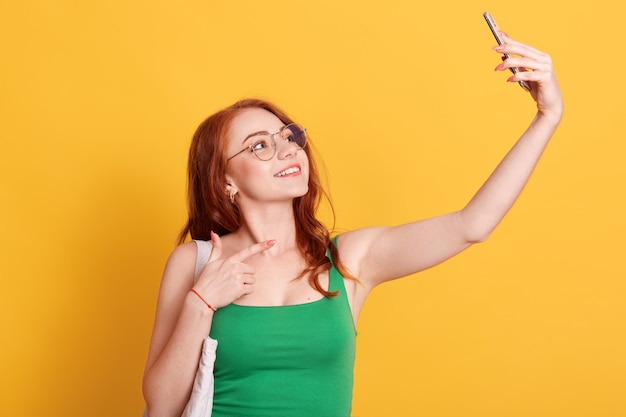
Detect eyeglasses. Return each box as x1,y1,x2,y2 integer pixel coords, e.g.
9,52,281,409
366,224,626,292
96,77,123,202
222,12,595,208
227,123,307,161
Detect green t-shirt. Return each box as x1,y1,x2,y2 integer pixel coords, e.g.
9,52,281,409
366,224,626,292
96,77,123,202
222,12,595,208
209,259,357,417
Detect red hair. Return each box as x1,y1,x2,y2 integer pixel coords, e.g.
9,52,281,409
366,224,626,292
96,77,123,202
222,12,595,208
178,98,354,296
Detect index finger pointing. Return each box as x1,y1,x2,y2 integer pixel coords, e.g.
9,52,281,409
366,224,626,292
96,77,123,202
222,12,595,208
229,239,276,263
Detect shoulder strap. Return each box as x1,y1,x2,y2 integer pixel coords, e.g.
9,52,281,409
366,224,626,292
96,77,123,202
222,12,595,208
193,240,213,283
327,235,344,292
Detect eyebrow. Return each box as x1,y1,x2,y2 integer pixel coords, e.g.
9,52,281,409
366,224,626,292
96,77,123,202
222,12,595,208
242,130,270,144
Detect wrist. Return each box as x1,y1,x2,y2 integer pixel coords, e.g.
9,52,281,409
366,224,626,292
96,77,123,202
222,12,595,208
533,109,563,132
188,289,217,314
537,102,564,126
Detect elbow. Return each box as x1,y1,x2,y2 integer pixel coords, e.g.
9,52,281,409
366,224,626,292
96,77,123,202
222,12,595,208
142,377,171,417
142,362,195,417
142,400,173,417
143,405,167,417
467,230,492,244
461,218,495,244
142,380,156,417
457,211,497,244
142,383,187,417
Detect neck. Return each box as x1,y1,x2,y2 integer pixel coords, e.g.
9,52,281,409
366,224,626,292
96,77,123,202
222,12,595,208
233,200,299,251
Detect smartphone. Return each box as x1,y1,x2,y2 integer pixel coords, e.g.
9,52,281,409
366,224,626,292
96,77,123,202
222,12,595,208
483,12,531,92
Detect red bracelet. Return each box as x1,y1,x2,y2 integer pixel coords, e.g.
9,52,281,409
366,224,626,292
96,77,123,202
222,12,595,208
190,289,217,312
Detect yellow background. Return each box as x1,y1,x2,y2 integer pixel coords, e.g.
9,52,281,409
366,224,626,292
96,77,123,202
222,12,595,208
1,1,625,416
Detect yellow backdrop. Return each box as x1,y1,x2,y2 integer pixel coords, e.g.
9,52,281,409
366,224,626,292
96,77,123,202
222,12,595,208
1,1,625,416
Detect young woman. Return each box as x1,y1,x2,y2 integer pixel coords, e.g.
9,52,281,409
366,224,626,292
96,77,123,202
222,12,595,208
143,34,563,417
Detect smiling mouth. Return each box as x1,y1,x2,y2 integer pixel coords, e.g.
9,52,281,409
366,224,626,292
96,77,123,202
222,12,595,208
275,166,301,177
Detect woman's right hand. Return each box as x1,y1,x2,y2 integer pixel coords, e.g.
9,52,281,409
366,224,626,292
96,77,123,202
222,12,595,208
191,231,276,310
142,233,275,417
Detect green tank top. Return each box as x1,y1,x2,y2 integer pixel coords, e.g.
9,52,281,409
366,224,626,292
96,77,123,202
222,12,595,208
209,257,357,417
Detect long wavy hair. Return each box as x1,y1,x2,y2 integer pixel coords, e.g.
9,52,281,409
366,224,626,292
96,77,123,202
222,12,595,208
178,98,354,297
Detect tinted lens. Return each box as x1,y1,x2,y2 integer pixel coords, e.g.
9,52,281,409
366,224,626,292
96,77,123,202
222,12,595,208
283,124,307,148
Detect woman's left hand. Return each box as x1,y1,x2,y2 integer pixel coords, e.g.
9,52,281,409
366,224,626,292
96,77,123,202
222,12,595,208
494,33,563,123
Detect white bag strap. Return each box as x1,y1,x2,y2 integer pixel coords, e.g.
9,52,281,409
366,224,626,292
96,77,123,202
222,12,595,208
193,240,213,283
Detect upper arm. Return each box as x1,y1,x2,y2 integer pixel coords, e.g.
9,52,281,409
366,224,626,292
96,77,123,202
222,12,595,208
338,211,475,288
143,242,197,374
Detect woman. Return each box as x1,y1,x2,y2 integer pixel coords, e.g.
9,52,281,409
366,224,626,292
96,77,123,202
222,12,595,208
143,34,563,417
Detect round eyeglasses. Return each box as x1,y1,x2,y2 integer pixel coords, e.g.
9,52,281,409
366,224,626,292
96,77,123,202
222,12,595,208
227,123,307,161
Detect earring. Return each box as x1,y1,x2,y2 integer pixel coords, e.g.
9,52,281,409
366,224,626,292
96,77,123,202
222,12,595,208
229,189,237,205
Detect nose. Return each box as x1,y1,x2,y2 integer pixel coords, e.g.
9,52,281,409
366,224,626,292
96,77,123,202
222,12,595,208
276,136,300,159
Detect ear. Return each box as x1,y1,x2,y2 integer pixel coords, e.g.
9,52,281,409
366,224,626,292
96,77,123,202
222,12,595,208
224,177,241,202
224,181,239,205
224,176,237,196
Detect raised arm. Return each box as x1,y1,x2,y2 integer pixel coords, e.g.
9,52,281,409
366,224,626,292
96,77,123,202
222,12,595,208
339,35,563,290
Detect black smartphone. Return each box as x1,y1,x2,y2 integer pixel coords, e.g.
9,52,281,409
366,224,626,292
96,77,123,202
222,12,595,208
483,12,530,92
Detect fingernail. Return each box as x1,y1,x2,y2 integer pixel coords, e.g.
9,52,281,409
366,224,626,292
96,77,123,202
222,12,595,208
494,63,503,71
493,46,504,52
507,76,514,82
266,239,277,247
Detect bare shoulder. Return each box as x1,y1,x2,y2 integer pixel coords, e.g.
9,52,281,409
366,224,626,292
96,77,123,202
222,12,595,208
165,241,198,267
159,241,198,294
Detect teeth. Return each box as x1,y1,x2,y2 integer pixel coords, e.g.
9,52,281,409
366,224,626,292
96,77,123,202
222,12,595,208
276,167,300,177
